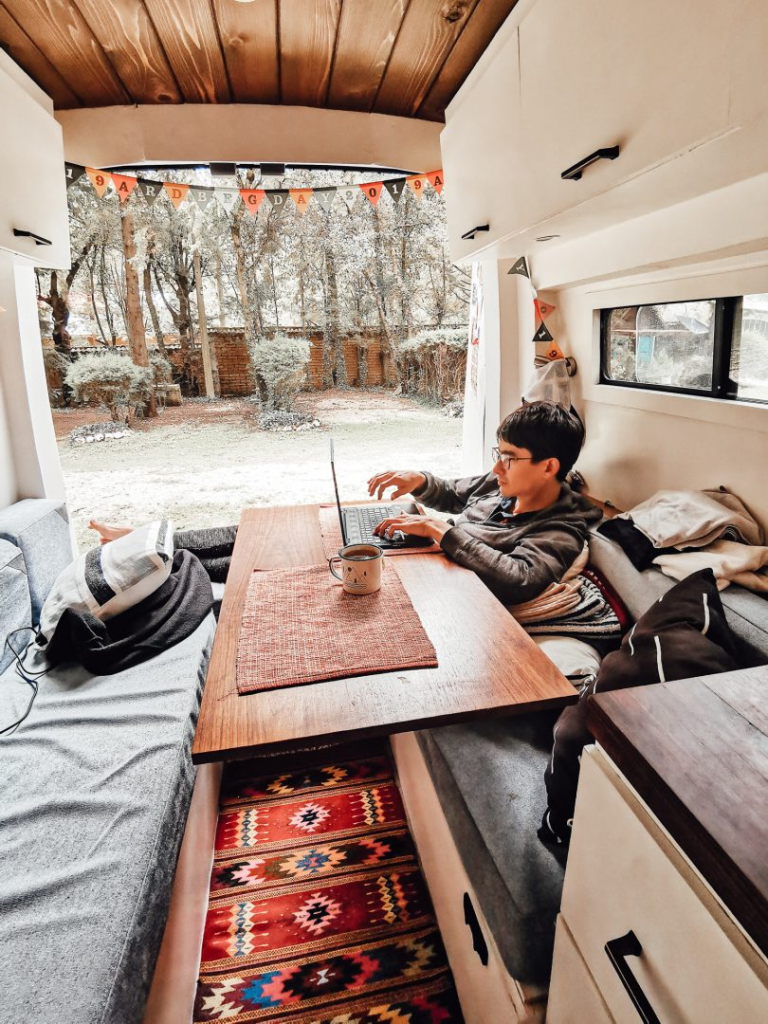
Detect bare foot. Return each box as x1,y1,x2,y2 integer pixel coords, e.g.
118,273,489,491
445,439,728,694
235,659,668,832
88,520,134,545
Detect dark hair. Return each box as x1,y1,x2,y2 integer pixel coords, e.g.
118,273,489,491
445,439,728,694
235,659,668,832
497,401,584,481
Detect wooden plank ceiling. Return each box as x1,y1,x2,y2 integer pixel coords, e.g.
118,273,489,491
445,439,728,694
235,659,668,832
0,0,519,120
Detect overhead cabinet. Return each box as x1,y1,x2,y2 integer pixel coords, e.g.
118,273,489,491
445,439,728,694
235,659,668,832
0,55,70,270
442,0,765,262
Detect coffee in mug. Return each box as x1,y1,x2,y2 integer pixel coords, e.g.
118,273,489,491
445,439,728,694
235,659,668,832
329,543,383,595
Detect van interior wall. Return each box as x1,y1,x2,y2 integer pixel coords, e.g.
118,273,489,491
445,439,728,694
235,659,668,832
541,258,768,531
0,366,16,506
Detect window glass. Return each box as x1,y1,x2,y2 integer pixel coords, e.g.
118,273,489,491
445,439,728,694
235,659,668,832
731,294,768,402
604,301,716,390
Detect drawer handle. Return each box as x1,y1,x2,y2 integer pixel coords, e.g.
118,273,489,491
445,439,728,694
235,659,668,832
461,224,489,241
605,930,660,1024
13,229,52,247
561,145,620,181
463,893,488,966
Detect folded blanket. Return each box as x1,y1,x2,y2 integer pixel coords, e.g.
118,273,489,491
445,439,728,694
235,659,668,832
653,540,768,593
620,487,763,549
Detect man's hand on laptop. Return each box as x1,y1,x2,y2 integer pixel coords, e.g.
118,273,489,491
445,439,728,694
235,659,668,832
373,513,450,544
367,470,426,501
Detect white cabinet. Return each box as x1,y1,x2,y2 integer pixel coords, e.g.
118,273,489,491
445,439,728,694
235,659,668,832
0,54,70,270
548,747,768,1023
442,0,768,263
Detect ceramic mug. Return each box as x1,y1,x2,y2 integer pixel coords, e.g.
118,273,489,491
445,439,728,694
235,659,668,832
329,543,383,595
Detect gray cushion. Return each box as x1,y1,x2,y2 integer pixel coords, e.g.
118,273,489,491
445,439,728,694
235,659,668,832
0,500,73,623
416,712,566,986
589,523,768,666
0,613,217,1024
0,539,31,674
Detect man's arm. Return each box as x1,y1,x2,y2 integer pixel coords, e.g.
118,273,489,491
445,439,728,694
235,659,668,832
441,525,583,605
368,469,493,515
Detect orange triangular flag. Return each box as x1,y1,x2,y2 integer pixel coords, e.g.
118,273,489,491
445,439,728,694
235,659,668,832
240,189,266,216
406,175,428,199
86,167,110,198
359,181,384,207
425,170,444,195
163,182,189,209
289,189,313,215
534,298,556,322
111,173,138,203
545,342,564,360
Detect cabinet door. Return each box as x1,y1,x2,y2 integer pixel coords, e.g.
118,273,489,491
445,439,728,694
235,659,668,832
561,747,768,1024
547,915,614,1024
0,65,70,269
516,0,732,229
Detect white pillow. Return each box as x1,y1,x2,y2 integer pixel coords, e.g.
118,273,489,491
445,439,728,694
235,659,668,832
36,519,174,643
533,635,602,683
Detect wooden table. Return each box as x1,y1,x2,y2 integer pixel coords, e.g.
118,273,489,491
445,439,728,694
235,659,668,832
192,504,577,763
588,665,768,960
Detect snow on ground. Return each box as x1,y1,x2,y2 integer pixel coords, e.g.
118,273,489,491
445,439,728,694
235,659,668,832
55,390,464,552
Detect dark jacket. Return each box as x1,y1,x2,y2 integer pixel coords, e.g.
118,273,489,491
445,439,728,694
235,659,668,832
415,471,602,605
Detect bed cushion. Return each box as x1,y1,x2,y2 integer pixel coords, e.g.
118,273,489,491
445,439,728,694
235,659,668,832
0,539,31,674
0,499,72,623
0,612,217,1024
416,712,566,986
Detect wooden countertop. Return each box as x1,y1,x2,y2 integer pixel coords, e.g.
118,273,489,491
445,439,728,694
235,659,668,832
587,665,768,960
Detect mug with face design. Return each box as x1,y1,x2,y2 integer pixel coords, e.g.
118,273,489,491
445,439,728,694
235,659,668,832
329,543,383,595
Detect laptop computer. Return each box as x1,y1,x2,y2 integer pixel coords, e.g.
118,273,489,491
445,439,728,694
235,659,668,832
330,439,433,549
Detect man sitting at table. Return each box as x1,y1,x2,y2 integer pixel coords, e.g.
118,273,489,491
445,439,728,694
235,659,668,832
369,401,619,651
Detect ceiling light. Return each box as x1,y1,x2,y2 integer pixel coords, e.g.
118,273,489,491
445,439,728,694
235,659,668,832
535,235,560,242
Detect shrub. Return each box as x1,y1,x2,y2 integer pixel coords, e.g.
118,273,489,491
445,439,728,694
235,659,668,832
149,351,174,386
65,352,152,423
250,334,311,411
256,410,319,432
398,327,467,405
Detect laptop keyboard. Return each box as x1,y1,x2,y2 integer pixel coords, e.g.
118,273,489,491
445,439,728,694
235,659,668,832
345,505,406,544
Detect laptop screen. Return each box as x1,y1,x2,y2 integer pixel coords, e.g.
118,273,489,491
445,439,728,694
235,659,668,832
329,439,348,546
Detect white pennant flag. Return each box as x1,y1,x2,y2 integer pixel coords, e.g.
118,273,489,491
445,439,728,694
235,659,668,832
338,186,359,211
314,190,336,213
216,189,239,213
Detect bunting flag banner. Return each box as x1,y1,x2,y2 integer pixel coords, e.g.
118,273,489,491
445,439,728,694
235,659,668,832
65,163,84,189
268,191,290,219
383,179,406,204
216,188,239,213
545,341,564,360
533,321,554,343
508,256,530,278
111,173,138,203
406,174,428,199
534,298,556,322
86,167,110,198
137,180,163,205
163,182,189,209
191,186,215,211
289,188,313,215
359,181,384,207
65,163,446,220
314,189,336,213
338,186,359,211
425,170,444,195
240,188,266,216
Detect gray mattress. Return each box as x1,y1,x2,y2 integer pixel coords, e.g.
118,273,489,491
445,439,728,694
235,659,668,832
0,613,217,1024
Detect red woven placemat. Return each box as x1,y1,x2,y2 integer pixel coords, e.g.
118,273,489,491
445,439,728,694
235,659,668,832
236,563,438,694
318,505,442,559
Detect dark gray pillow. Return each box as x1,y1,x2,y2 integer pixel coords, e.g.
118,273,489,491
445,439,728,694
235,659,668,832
540,568,740,848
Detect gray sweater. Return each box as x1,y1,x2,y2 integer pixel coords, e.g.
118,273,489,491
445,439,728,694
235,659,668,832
415,471,602,605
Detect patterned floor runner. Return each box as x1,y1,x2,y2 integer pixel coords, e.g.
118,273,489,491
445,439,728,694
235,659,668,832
196,753,463,1023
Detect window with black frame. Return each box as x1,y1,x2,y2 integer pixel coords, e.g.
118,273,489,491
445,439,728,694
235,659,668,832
601,295,768,403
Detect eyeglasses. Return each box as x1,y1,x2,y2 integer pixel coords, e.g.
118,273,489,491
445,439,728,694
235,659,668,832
492,446,534,470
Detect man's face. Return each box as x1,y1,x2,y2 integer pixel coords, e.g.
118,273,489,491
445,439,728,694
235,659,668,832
492,440,553,498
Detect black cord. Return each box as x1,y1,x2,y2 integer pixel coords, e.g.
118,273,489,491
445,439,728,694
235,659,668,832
0,628,48,736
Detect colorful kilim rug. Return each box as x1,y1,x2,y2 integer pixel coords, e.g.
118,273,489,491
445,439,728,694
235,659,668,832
210,829,416,899
194,928,456,1022
220,755,394,809
196,757,463,1022
214,782,407,859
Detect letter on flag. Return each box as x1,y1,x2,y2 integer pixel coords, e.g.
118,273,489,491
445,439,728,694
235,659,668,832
289,189,313,214
508,256,530,279
240,189,266,216
426,170,444,195
406,175,428,199
164,182,190,209
111,173,138,203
